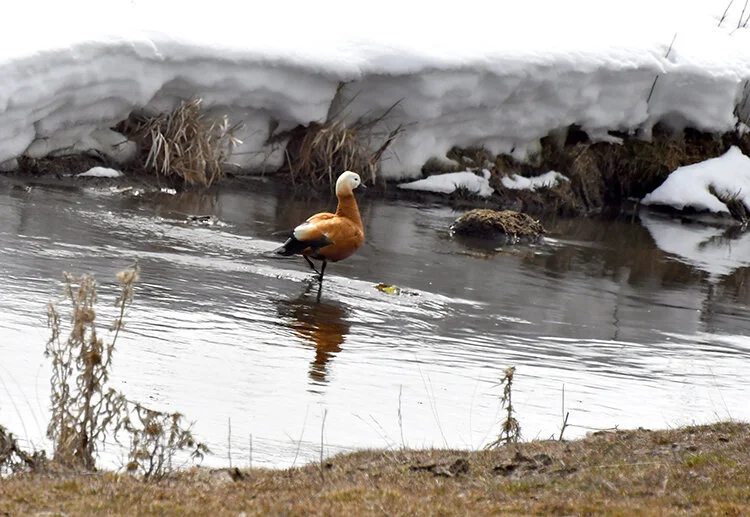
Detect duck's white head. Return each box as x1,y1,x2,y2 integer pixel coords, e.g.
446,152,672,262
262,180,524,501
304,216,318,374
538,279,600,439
336,171,363,196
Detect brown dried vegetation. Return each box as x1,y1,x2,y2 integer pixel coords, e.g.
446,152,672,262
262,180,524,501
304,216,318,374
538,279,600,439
122,98,242,188
42,265,208,478
451,209,545,241
445,126,750,217
1,422,748,516
278,94,404,189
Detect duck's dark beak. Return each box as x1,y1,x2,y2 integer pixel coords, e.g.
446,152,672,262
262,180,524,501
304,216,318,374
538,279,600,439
360,183,367,190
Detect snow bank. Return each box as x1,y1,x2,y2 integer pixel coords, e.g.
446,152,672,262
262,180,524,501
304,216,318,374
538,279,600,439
501,171,569,191
398,169,493,197
641,146,750,213
2,1,750,178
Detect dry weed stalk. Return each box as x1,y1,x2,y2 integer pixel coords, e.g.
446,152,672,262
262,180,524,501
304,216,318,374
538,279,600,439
45,269,133,470
486,366,521,449
0,425,45,475
127,98,242,187
118,404,209,480
45,264,208,476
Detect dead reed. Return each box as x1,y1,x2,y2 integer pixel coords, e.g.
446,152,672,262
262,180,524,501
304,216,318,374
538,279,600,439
123,98,242,188
280,96,404,189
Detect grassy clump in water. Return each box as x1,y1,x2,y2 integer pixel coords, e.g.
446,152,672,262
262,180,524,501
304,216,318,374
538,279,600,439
451,209,545,240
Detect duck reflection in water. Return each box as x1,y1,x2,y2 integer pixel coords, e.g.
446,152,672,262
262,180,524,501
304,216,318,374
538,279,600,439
276,284,350,386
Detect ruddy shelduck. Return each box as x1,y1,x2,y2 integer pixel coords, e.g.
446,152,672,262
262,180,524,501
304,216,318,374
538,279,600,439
275,171,365,287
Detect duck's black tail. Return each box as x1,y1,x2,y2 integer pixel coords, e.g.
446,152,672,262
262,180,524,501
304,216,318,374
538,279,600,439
274,237,309,256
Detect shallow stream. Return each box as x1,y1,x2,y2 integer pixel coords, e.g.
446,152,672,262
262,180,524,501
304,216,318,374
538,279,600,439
1,176,749,469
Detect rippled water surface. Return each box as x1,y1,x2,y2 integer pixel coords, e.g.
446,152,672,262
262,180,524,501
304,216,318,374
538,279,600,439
2,176,750,469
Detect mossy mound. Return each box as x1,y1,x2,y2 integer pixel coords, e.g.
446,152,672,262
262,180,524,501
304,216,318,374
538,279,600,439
450,209,545,242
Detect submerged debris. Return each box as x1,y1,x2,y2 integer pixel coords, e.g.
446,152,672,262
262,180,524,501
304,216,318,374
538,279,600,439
185,214,226,227
376,283,401,295
450,209,546,243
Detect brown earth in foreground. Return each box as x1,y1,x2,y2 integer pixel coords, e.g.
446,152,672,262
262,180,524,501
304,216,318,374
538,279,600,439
1,422,748,516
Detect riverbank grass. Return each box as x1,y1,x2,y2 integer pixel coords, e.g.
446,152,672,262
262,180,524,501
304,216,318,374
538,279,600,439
1,421,747,516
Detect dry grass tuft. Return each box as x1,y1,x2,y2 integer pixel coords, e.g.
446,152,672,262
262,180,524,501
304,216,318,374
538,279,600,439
122,98,242,188
280,98,404,189
451,209,545,241
708,185,750,224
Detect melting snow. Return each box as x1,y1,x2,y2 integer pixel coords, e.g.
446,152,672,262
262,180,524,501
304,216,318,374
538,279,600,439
398,169,494,197
76,166,124,178
0,1,749,178
641,146,750,213
501,171,569,191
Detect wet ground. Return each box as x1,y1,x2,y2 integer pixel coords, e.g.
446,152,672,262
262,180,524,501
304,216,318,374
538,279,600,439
1,175,749,469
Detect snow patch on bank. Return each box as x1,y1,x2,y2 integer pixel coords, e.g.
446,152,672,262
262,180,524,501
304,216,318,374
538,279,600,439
399,169,493,197
642,146,750,213
1,1,750,178
501,171,569,191
76,166,123,178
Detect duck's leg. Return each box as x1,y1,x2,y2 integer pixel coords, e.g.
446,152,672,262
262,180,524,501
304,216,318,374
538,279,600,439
319,260,327,283
303,256,322,277
315,261,328,302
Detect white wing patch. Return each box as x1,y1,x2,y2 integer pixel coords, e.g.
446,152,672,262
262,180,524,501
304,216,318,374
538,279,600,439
293,221,330,242
293,222,314,240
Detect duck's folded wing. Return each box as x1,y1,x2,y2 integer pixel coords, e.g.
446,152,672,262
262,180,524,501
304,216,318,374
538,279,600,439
307,217,362,246
292,220,334,249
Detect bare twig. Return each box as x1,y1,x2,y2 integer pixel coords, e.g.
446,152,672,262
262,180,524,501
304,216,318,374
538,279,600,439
646,33,678,106
719,0,735,26
228,417,232,468
320,409,328,483
398,385,405,450
739,0,749,28
559,384,571,441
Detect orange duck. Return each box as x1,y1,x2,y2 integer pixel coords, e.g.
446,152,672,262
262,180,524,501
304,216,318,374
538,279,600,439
275,171,365,285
